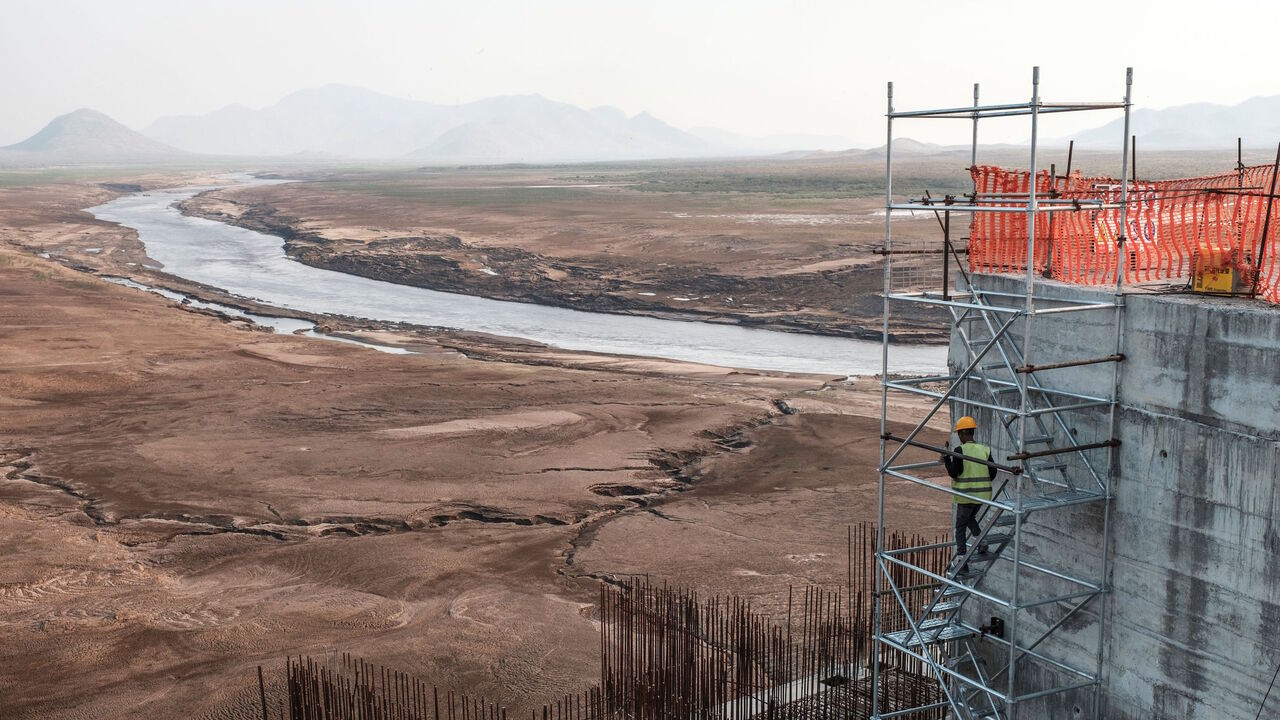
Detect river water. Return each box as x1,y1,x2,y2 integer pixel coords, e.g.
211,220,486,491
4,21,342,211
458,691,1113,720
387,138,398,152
88,183,945,376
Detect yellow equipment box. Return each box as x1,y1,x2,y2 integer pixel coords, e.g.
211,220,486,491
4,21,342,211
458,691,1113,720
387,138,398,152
1192,246,1249,294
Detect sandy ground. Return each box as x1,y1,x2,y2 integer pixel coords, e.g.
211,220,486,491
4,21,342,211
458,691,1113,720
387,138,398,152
0,174,950,719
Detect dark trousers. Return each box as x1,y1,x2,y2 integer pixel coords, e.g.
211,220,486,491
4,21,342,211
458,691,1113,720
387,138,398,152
954,503,982,555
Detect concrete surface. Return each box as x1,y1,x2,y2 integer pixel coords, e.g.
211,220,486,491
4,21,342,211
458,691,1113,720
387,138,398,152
943,275,1280,720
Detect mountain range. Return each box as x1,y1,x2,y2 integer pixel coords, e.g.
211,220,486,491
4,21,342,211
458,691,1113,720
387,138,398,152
140,85,733,162
1061,95,1280,149
3,85,1278,166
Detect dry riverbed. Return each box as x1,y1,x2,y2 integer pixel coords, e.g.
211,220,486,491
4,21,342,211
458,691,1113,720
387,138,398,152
0,172,948,719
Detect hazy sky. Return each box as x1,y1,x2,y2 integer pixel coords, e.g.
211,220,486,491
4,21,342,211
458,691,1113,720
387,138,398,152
5,0,1280,146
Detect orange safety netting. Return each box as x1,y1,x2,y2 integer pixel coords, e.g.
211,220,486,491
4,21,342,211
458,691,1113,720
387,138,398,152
968,164,1280,303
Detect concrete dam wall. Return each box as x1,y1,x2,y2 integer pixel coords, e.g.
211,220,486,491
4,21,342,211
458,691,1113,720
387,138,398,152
948,275,1280,719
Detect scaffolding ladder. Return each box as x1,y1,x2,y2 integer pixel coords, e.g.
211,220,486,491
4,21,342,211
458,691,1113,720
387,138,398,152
872,67,1133,720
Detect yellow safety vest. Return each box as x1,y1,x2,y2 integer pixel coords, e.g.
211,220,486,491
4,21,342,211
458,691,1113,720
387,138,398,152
953,442,993,504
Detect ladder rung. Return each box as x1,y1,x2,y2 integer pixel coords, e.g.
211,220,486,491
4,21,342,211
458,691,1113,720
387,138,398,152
1029,461,1069,472
994,514,1017,526
1023,434,1053,445
915,617,950,630
931,600,962,613
884,624,974,648
1015,488,1106,510
983,533,1012,545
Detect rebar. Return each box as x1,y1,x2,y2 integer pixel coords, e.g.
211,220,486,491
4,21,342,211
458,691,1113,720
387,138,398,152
272,522,954,720
598,523,950,720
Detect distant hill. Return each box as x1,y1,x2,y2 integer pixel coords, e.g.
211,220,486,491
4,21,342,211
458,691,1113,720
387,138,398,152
821,138,962,159
882,138,953,155
1066,95,1280,149
407,98,713,163
0,108,186,164
142,85,725,162
143,85,450,158
688,127,858,154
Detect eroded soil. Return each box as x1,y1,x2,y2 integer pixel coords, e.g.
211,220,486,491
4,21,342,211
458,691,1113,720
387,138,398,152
0,173,948,719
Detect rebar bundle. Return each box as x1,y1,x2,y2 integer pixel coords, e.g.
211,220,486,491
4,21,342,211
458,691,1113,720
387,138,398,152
280,654,604,720
598,523,951,719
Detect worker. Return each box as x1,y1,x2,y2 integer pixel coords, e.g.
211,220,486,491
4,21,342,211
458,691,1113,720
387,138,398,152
940,416,997,563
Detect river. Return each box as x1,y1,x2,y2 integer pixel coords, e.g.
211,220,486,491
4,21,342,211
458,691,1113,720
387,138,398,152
88,182,945,376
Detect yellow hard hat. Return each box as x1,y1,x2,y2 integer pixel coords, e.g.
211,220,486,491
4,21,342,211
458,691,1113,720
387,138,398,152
954,416,977,431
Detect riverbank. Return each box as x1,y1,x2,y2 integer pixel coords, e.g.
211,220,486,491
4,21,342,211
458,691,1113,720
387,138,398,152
177,168,948,342
89,184,946,375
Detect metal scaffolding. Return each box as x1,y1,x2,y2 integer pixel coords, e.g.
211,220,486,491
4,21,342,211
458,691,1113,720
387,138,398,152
872,67,1132,719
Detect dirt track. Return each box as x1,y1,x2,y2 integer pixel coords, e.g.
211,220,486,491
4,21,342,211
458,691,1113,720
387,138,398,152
0,176,948,719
